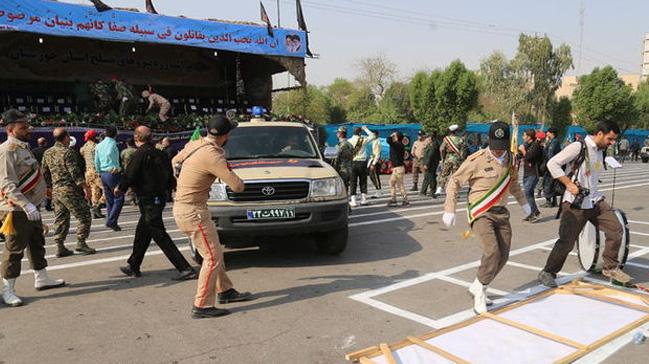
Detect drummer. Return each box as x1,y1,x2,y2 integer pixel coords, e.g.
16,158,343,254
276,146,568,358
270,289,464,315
538,121,632,287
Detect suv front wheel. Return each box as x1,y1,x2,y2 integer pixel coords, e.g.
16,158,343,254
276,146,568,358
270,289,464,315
315,227,348,255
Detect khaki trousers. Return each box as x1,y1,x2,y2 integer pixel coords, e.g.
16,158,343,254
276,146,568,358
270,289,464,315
1,211,47,279
173,203,233,308
472,207,512,285
389,166,408,201
544,200,622,274
85,170,104,207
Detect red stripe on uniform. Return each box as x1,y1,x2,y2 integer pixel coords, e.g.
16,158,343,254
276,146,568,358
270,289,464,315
472,179,511,218
197,223,216,308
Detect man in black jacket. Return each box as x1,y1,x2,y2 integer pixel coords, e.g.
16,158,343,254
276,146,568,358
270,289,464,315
420,132,441,197
115,126,196,280
386,132,409,207
542,127,562,208
519,129,543,222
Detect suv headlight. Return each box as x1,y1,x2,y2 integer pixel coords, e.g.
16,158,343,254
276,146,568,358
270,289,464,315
310,177,343,198
209,183,228,201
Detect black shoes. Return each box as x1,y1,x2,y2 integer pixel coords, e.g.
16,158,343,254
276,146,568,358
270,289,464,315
538,271,558,288
172,269,198,281
217,289,255,304
191,306,230,319
120,265,142,277
56,245,74,258
106,224,122,232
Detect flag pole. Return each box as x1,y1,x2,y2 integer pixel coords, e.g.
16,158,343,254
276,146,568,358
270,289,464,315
277,0,281,27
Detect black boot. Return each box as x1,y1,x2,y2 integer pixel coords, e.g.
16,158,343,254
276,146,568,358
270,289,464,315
56,244,74,258
191,306,230,319
92,206,105,219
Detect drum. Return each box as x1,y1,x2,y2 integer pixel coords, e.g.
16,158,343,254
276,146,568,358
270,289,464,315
577,208,630,272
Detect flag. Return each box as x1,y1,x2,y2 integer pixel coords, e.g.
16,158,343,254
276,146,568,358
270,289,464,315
260,2,274,37
296,0,313,57
190,126,202,141
510,112,519,168
145,0,159,14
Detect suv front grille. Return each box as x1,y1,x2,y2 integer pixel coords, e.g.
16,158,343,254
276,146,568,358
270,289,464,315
226,181,310,201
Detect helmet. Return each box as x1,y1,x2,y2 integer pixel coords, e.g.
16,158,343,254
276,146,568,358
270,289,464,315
251,106,264,117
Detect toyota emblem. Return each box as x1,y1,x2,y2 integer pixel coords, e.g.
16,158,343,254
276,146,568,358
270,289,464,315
261,186,276,196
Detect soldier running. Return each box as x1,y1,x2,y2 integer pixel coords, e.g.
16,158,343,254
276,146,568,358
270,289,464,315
80,130,105,219
333,126,353,195
443,121,530,314
0,109,66,307
41,128,96,258
113,78,136,117
436,124,466,196
142,87,172,122
172,115,254,319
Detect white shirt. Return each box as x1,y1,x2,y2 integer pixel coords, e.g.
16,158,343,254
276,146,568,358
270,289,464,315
348,130,376,162
547,135,604,209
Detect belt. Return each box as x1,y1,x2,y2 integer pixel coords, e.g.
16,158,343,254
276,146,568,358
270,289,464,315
488,206,508,214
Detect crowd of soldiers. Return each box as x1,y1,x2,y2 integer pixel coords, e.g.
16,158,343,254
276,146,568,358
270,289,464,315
0,110,253,317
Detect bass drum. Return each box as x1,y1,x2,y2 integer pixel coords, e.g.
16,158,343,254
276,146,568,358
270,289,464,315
577,208,630,272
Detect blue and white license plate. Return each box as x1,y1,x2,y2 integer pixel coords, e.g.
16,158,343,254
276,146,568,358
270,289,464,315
246,208,296,220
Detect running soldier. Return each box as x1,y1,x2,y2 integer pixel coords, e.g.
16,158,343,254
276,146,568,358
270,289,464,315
80,130,105,219
90,80,113,115
142,87,172,122
0,109,66,307
173,115,254,319
41,128,96,257
333,126,353,195
436,124,466,195
113,78,136,117
443,121,530,314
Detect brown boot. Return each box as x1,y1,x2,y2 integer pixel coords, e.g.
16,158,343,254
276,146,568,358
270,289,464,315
75,242,96,255
56,244,74,258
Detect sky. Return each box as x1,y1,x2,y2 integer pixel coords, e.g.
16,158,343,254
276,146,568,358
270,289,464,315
60,0,649,87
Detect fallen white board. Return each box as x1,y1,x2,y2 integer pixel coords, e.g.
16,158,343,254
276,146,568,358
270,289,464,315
347,281,649,364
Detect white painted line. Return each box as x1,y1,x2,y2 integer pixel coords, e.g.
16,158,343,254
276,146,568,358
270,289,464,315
20,245,192,275
350,296,441,329
625,261,649,269
436,275,510,296
537,246,578,256
631,231,649,237
506,261,570,276
628,220,649,226
350,239,557,300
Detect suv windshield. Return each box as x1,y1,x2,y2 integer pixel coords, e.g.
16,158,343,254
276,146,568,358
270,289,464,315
224,125,319,160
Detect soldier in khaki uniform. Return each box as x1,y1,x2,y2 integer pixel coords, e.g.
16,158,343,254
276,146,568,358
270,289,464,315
172,115,254,319
80,130,105,219
0,109,66,307
41,128,96,258
442,121,531,314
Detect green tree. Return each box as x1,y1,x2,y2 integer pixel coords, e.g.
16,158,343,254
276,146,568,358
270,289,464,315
346,85,377,122
634,80,649,129
479,51,528,120
548,96,573,136
377,81,413,123
573,66,637,132
514,34,573,122
326,78,356,123
409,71,430,122
272,85,333,124
430,60,479,133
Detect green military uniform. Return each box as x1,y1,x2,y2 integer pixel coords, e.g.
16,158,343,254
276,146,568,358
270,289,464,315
334,139,353,193
120,146,138,205
437,134,466,192
420,138,441,196
41,142,95,256
90,80,113,114
0,136,49,279
114,80,136,117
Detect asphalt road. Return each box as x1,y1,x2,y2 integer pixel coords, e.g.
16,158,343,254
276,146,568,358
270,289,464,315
1,161,649,364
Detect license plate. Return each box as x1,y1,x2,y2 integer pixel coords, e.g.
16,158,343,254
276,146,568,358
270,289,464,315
246,208,296,220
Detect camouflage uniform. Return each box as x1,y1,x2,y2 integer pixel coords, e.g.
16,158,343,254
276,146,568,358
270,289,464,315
437,134,466,192
333,140,353,193
41,142,95,256
90,81,113,114
80,141,104,210
120,146,137,205
114,80,136,117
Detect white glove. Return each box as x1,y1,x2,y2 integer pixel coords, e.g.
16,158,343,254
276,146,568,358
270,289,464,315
23,203,41,222
442,212,456,228
522,204,532,217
